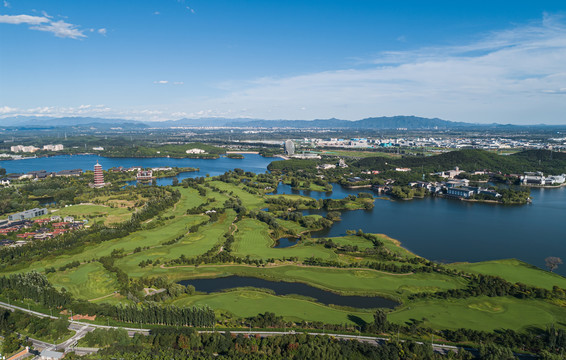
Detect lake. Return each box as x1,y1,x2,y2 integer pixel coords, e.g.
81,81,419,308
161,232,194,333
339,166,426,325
178,276,398,309
2,154,565,275
0,154,278,185
305,186,566,275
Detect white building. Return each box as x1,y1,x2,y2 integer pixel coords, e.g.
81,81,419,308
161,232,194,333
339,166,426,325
186,148,206,154
437,167,464,179
42,144,64,151
11,145,40,153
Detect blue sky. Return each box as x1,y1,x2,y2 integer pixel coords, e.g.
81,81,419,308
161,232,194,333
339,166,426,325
1,1,565,124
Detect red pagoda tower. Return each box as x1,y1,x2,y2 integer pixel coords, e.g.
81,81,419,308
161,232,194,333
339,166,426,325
93,160,105,188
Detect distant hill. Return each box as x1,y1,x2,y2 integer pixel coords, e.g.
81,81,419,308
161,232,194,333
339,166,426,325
225,116,484,129
1,115,564,130
355,149,566,174
148,118,256,128
0,117,148,129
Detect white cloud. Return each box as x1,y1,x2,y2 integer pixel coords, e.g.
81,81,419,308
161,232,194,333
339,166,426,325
0,13,86,39
3,1,10,8
0,14,48,25
173,81,184,85
0,106,17,114
30,19,86,39
98,28,106,35
186,6,195,14
153,80,169,84
200,14,566,124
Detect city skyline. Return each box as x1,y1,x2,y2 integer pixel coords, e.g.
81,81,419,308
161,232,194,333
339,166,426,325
1,1,566,124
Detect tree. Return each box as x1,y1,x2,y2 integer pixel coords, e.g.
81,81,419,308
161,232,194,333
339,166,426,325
2,333,20,355
479,343,517,360
546,257,563,272
172,177,179,186
372,309,387,332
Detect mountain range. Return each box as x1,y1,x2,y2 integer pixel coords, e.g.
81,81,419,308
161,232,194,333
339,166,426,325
0,115,562,130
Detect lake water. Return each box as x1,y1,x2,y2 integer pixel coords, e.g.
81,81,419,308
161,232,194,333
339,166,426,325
2,154,565,275
272,183,373,199
274,237,300,248
305,186,566,275
0,154,278,185
179,276,398,309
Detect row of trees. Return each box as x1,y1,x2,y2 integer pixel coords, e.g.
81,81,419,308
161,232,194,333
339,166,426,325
75,327,473,360
410,273,566,301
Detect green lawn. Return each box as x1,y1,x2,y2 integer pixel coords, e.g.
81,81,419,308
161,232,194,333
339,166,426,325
448,259,566,290
209,180,266,210
324,235,376,250
172,289,374,325
389,296,566,331
48,262,118,300
117,211,235,277
231,218,339,261
48,204,132,225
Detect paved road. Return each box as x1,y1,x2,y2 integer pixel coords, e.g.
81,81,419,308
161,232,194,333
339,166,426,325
4,300,532,358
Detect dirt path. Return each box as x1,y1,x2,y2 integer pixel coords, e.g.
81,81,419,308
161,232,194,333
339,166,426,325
88,292,118,302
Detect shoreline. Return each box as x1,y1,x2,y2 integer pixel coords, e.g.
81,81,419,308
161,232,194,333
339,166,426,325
522,182,566,189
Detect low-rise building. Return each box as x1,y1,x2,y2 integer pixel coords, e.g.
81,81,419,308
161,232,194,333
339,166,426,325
11,145,40,153
446,179,470,188
437,167,464,179
42,144,64,151
447,187,476,198
56,169,83,177
137,170,154,181
8,208,48,221
186,148,206,154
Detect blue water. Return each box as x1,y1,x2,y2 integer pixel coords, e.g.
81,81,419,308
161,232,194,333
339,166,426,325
274,237,299,248
272,183,373,199
0,154,278,180
306,187,566,275
2,154,565,275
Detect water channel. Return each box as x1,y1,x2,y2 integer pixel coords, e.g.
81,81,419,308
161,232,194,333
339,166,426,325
178,276,398,309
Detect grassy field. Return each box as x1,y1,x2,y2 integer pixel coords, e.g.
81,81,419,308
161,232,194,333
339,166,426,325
48,204,132,225
448,259,566,290
231,218,339,261
48,262,118,299
117,211,235,277
172,289,374,325
209,180,266,210
323,235,376,250
389,296,566,331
